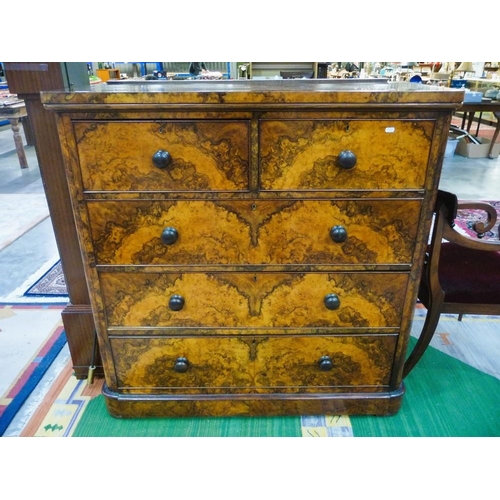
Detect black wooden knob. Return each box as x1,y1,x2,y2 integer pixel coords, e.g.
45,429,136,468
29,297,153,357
318,355,334,371
336,150,357,170
330,225,347,243
174,357,189,373
161,227,178,245
152,149,172,169
169,294,185,311
324,293,340,310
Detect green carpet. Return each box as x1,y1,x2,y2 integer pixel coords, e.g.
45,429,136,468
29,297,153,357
73,404,301,437
351,337,500,437
73,337,500,437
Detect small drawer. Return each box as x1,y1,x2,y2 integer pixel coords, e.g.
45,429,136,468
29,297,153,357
74,120,250,192
87,199,421,266
253,335,397,390
111,336,255,391
100,271,408,329
259,119,434,190
110,335,397,391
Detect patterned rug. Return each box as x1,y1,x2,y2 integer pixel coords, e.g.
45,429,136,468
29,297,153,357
0,258,68,305
454,200,500,242
0,305,67,436
23,260,67,297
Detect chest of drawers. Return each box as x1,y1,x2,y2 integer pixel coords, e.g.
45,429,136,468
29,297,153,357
42,80,463,417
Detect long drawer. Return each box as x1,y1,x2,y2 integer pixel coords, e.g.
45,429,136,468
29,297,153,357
87,199,421,266
100,271,409,329
110,335,398,392
259,119,434,190
74,121,250,192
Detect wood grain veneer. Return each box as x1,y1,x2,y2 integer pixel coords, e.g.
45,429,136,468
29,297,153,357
42,80,463,417
87,199,421,266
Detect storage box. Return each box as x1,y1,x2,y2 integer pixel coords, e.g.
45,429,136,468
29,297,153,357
445,130,468,158
455,137,500,158
450,79,467,88
96,68,120,82
463,90,483,102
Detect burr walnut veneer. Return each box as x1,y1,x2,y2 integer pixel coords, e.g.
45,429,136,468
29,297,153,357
42,80,463,417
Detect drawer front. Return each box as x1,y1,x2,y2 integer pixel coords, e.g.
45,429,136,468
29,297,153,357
260,119,433,190
87,199,421,265
100,271,408,328
74,121,250,191
253,335,397,390
110,335,397,391
111,337,255,390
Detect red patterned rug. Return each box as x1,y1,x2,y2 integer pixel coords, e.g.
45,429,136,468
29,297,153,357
454,200,500,242
451,115,498,142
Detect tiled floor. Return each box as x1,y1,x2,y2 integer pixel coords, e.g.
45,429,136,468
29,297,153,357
1,117,499,436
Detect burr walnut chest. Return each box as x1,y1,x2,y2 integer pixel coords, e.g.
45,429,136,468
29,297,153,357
42,80,463,417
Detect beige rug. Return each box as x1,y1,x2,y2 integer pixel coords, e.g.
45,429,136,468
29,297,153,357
0,194,49,251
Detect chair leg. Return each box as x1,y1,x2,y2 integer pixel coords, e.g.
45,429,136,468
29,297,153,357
403,303,442,378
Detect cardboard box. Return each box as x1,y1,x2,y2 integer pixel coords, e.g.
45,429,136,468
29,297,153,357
455,137,500,159
445,130,468,158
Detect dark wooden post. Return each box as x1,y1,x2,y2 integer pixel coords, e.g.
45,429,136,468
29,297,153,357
4,62,102,379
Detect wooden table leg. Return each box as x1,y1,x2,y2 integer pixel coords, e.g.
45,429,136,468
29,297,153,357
475,112,483,136
10,117,28,168
488,112,500,159
461,112,467,129
466,111,474,132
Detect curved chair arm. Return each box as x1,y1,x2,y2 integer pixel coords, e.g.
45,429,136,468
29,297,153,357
444,220,500,252
456,201,498,237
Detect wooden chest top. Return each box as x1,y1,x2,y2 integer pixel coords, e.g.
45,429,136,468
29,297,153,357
41,80,464,108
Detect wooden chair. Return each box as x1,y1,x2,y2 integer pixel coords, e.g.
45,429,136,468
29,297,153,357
403,190,500,377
